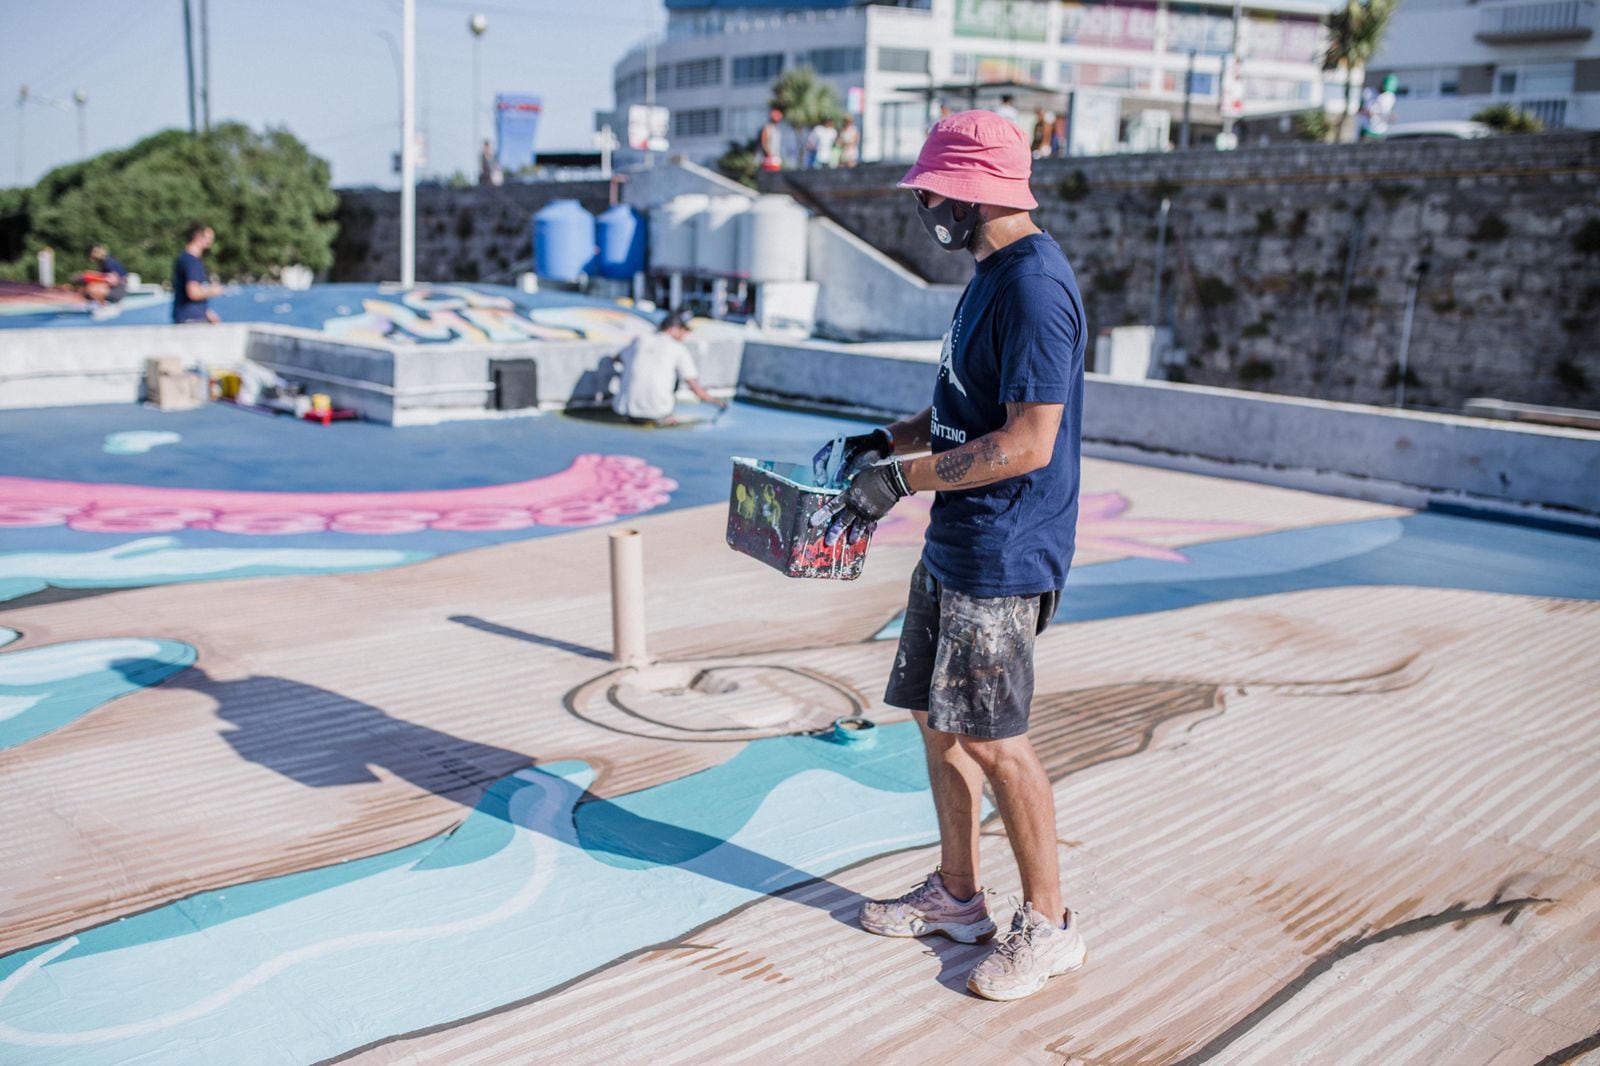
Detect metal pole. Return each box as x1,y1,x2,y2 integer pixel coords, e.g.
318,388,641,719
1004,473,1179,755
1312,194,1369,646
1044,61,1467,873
1395,259,1427,408
182,0,197,134
74,91,87,157
644,34,656,168
401,0,416,287
1150,196,1170,326
1180,49,1195,149
200,0,211,132
16,86,26,182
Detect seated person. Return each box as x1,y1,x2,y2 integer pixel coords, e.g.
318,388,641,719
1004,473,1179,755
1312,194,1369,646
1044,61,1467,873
80,242,128,306
611,309,725,424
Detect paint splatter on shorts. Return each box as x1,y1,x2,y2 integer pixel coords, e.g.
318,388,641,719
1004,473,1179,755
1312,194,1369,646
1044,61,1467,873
883,560,1060,739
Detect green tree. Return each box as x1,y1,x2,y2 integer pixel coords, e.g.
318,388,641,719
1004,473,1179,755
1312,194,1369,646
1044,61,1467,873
1293,109,1334,142
769,65,847,164
3,123,337,284
1323,0,1398,138
716,139,761,189
1472,102,1545,133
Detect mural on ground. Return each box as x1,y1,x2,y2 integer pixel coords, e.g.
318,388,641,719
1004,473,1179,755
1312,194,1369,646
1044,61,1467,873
1,402,1596,1062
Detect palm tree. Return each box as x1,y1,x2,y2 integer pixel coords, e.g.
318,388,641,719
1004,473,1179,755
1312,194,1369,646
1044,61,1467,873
770,66,847,166
1323,0,1398,139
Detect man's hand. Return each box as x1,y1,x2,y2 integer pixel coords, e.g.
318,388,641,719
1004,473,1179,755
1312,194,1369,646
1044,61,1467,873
812,427,892,487
809,459,913,547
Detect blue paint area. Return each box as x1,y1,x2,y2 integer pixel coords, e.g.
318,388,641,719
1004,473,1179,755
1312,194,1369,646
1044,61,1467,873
0,727,964,1064
0,283,645,334
0,402,873,600
1056,512,1600,624
0,639,196,750
872,512,1600,641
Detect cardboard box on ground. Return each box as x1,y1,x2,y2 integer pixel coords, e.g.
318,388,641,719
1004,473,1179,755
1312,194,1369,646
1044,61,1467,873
143,357,205,411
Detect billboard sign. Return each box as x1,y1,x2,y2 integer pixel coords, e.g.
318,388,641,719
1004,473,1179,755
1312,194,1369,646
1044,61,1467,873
496,94,543,170
1221,57,1245,117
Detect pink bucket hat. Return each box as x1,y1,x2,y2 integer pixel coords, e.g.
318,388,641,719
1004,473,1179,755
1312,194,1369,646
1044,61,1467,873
898,109,1038,211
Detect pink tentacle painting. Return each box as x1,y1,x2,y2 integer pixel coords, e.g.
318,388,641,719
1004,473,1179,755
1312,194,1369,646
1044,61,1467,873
0,455,678,536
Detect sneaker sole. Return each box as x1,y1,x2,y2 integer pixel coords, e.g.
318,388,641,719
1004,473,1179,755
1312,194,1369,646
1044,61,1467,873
966,949,1089,1002
859,916,998,944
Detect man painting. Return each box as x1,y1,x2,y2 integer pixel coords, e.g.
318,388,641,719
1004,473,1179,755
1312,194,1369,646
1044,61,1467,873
811,109,1089,1002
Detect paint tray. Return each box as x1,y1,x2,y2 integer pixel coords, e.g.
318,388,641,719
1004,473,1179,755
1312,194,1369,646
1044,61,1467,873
726,457,871,580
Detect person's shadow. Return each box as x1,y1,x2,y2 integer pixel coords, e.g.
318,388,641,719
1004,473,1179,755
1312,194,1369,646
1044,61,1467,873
143,663,530,806
114,661,895,948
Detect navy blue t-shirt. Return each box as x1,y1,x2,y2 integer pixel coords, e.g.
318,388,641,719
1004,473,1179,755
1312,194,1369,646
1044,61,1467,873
101,255,127,279
172,252,210,323
921,232,1086,598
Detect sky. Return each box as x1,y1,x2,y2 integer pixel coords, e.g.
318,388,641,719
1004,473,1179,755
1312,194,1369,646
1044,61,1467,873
1,0,665,190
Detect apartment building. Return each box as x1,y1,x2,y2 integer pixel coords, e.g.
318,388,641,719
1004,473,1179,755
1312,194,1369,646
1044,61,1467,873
611,0,1345,165
1368,0,1599,129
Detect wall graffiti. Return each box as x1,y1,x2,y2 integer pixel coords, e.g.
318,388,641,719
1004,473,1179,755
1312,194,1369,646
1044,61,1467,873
322,286,654,346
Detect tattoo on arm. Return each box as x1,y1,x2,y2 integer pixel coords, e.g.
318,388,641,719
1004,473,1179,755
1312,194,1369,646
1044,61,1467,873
975,437,1009,469
935,449,976,483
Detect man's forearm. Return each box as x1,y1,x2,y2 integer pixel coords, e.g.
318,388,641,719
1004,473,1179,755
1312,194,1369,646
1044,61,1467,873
899,430,1035,493
886,408,932,454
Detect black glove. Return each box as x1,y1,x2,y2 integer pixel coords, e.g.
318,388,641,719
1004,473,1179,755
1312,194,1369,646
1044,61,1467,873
810,459,913,547
812,427,893,488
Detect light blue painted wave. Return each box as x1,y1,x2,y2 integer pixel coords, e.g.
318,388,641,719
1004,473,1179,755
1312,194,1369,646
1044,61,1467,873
0,639,196,750
0,537,427,604
0,724,959,1064
103,432,181,455
875,513,1600,640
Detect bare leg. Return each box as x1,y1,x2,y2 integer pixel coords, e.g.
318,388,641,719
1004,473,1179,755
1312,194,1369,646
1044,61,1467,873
912,710,985,902
960,733,1062,921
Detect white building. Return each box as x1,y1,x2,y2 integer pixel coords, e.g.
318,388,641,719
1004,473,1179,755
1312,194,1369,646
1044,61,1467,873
611,0,1348,166
1368,0,1599,130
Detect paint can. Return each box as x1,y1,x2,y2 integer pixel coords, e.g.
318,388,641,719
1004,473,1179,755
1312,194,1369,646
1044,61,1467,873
831,716,877,748
725,457,872,580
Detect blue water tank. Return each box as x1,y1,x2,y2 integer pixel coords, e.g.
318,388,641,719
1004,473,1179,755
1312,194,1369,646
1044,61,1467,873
532,199,596,282
595,204,647,280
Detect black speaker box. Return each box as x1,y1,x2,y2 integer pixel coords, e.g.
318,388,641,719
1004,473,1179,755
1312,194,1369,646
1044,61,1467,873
492,359,538,410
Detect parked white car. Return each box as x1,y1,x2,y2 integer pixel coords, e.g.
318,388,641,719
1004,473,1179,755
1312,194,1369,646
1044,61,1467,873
1382,121,1494,141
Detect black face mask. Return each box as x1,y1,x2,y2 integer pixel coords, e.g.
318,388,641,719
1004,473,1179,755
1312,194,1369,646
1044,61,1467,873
916,195,980,251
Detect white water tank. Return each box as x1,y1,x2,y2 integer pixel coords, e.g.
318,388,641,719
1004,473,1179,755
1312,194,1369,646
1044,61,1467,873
737,195,809,283
649,194,706,273
693,195,749,275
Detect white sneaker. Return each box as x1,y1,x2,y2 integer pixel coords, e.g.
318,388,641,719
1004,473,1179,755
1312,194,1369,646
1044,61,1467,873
966,902,1087,1001
858,870,997,944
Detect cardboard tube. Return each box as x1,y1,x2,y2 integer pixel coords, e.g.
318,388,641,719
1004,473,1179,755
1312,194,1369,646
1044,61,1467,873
609,528,648,668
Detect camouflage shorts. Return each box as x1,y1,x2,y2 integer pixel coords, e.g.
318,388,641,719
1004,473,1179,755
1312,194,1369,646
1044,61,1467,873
883,560,1059,740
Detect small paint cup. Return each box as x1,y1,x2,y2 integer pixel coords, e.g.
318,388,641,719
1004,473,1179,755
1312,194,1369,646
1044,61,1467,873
831,716,877,748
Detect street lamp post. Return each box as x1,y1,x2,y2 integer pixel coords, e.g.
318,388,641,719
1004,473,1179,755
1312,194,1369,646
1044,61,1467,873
469,13,487,168
73,91,87,158
401,0,416,288
15,84,90,179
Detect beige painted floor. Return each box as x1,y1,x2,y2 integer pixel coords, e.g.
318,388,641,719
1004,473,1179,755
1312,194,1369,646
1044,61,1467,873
2,458,1596,1065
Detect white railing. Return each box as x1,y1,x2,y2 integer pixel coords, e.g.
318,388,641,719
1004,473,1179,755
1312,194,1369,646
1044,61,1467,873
1478,0,1594,38
1518,96,1571,127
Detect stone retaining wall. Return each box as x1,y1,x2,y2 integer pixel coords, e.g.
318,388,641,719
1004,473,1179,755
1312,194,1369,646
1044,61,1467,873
766,132,1600,412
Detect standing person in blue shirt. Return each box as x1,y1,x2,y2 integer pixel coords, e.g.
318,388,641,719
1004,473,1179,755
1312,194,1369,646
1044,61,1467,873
172,221,223,324
810,109,1088,1002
